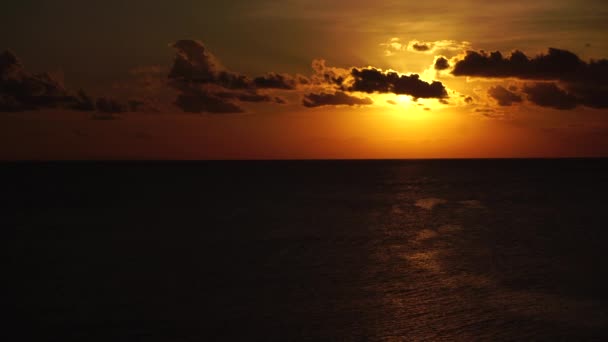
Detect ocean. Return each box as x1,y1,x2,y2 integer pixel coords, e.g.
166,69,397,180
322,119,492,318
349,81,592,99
5,159,608,340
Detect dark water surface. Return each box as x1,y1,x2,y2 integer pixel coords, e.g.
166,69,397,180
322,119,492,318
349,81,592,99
5,160,608,340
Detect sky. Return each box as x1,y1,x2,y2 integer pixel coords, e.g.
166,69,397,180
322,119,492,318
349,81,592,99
1,0,608,159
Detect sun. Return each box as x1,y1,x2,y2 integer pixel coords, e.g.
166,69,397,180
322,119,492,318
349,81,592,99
372,93,438,118
396,95,412,105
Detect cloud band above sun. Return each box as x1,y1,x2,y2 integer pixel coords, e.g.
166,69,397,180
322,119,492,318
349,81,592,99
1,40,607,116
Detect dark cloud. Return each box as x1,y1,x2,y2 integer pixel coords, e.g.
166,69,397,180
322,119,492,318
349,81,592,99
168,40,249,89
0,50,143,115
567,83,608,109
488,85,522,106
0,50,19,75
434,57,450,71
412,42,432,52
452,48,599,81
302,91,373,108
522,83,578,110
168,41,450,111
453,48,608,109
253,73,297,89
348,68,447,99
168,40,302,113
168,40,307,92
0,50,77,112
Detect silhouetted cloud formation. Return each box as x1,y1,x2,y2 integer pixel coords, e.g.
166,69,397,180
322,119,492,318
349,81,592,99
488,85,522,106
168,40,307,92
0,50,78,111
522,83,578,110
434,57,450,71
1,40,453,114
452,48,608,109
302,91,373,107
0,50,138,115
168,40,302,113
348,68,448,99
253,73,297,89
452,48,604,82
168,40,449,112
168,40,248,89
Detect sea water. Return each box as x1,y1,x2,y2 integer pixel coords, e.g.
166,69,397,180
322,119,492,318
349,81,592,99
5,160,608,340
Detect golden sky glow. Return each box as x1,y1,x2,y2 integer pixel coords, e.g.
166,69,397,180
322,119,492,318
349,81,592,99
1,1,608,159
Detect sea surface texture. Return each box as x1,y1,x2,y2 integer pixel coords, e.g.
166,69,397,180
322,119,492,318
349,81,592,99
5,160,608,340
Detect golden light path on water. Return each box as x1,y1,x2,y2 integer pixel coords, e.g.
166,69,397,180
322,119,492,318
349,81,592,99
361,170,608,339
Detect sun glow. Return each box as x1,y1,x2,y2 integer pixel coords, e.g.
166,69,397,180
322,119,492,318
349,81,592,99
370,93,442,121
396,95,412,105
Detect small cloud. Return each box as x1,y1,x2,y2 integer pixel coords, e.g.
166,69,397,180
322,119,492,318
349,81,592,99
488,85,523,106
434,56,450,71
412,42,432,52
380,37,405,56
302,91,373,108
406,40,471,54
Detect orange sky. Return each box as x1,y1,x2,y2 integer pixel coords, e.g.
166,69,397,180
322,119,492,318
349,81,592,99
1,1,608,159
